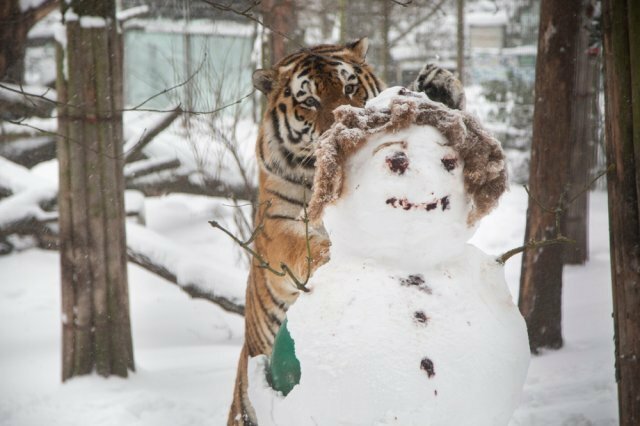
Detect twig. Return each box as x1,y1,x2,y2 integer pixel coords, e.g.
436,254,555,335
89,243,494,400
389,0,447,46
200,0,304,52
209,199,312,292
127,249,244,315
390,0,413,6
523,185,555,214
198,0,369,70
566,165,613,205
498,167,610,264
497,236,575,265
129,55,207,110
0,74,254,117
124,106,182,161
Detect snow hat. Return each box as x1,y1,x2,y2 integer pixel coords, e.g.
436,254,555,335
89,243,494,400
308,87,507,226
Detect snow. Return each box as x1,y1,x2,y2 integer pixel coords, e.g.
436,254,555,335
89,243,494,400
0,117,57,136
123,111,257,191
467,10,509,27
0,185,57,227
79,16,107,29
117,5,150,22
248,91,529,425
0,249,243,426
0,185,616,425
0,83,57,104
19,0,47,12
124,156,177,179
126,221,245,307
125,19,254,37
324,126,476,268
0,156,49,194
0,135,54,160
0,157,57,230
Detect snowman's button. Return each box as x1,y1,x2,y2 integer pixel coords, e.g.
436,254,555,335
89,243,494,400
399,274,432,294
420,357,435,378
413,311,429,324
440,195,451,211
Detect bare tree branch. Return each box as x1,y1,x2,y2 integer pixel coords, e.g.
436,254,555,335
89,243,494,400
124,107,182,161
389,0,447,47
200,0,304,52
126,174,256,201
497,167,610,265
130,56,207,111
390,0,413,6
124,157,181,180
209,197,313,292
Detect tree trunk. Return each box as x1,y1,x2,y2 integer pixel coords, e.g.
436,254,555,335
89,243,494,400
337,0,347,44
0,0,58,83
456,0,465,84
563,0,600,264
260,0,297,66
380,0,391,84
518,0,580,354
602,0,640,423
57,0,134,381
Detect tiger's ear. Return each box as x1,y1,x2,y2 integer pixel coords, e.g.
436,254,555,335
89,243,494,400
252,69,278,94
346,37,369,62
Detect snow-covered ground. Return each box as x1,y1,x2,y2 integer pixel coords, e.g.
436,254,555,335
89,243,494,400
0,187,617,426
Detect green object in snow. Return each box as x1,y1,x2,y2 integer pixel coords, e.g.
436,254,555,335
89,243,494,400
268,318,300,396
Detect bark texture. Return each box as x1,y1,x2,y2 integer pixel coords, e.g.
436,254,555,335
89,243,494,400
563,0,600,265
518,0,581,353
456,0,465,84
0,0,58,83
260,0,298,67
602,0,640,423
57,0,134,380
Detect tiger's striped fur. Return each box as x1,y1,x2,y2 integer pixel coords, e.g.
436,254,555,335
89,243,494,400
228,38,465,425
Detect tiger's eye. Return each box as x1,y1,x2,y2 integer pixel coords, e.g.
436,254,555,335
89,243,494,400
284,88,292,96
344,84,357,95
304,98,319,108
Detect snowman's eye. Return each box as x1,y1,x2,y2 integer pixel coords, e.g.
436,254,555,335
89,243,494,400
441,157,457,172
386,151,409,175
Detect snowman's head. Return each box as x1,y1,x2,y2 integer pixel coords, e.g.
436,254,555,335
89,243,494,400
308,87,507,265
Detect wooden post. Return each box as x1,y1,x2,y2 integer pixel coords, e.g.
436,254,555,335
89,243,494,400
602,0,640,423
518,0,581,353
57,0,134,380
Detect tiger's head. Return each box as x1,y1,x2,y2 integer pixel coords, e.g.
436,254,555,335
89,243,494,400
254,38,383,182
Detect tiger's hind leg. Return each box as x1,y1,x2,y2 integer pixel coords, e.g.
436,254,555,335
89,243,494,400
228,344,258,426
410,64,466,110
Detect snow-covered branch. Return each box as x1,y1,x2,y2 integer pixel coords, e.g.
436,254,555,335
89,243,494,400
127,223,245,315
124,107,182,161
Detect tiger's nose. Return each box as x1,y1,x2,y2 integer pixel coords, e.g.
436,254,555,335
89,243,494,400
316,99,345,134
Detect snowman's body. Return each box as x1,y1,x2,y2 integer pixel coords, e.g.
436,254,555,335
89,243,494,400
247,88,530,426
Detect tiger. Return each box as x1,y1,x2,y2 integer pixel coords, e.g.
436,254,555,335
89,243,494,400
228,37,465,426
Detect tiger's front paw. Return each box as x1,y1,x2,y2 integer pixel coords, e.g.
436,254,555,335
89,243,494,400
410,64,466,110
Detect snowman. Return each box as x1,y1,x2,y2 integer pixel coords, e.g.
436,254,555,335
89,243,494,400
247,87,530,426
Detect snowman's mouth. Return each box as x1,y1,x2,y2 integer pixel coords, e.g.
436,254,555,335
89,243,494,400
385,195,450,212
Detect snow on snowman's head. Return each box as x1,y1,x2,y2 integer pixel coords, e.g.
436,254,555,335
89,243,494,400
308,87,507,265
